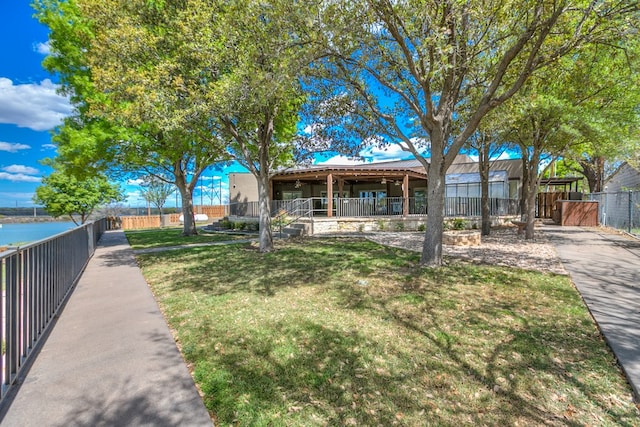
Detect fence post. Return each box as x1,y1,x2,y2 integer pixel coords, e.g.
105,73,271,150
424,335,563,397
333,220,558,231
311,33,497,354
629,191,633,234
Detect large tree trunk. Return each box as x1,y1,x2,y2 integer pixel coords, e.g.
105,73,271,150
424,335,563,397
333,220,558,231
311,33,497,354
523,147,541,240
175,171,197,236
421,153,446,267
579,156,605,193
256,119,274,253
479,144,491,236
257,172,274,252
179,186,197,236
520,156,530,217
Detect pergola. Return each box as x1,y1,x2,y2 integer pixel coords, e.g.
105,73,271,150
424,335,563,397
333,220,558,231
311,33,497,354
272,165,428,217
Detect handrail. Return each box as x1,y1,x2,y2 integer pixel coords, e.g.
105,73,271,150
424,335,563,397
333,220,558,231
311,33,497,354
271,198,313,235
0,218,109,405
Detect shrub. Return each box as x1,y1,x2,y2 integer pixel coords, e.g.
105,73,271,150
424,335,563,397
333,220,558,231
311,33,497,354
452,218,467,230
417,223,426,232
394,222,405,231
444,218,467,231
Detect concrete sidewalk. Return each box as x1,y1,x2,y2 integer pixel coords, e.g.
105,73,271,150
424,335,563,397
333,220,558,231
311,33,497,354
0,230,213,426
545,225,640,401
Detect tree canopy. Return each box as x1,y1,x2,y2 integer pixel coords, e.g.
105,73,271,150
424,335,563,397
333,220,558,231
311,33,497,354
34,171,124,225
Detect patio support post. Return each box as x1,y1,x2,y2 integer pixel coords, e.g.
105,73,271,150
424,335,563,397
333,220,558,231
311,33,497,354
327,173,333,217
337,178,344,217
403,174,409,217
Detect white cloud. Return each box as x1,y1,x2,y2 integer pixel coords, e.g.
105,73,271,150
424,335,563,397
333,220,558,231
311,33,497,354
34,41,51,55
125,189,145,205
127,178,145,186
0,172,42,183
0,78,72,131
315,142,419,165
360,144,414,162
315,155,366,166
0,141,31,152
42,143,57,150
2,165,40,174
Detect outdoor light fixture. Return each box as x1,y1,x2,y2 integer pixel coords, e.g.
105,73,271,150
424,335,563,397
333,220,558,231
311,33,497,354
295,179,302,188
381,177,387,184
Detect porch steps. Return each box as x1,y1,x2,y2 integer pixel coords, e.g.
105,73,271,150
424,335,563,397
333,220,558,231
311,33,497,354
275,222,310,239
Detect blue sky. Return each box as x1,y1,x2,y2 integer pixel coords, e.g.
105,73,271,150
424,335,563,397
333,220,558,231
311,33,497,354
0,3,425,209
0,3,65,208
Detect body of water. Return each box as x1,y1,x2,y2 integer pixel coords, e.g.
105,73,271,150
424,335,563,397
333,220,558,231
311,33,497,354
0,221,77,246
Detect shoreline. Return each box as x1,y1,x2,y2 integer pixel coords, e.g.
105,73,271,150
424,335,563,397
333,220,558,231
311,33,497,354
0,216,62,224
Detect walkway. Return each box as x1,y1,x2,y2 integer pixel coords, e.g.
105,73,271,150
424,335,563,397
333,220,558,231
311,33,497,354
0,230,213,427
545,225,640,401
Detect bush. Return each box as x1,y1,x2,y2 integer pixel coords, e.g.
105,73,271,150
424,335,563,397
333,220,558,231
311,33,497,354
444,218,467,231
417,223,426,232
394,222,405,231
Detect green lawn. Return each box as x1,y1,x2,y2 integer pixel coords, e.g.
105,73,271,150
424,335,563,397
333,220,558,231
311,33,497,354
125,227,251,249
134,236,637,426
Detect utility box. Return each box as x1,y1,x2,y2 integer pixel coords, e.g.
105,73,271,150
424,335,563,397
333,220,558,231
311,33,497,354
554,200,599,226
160,214,172,227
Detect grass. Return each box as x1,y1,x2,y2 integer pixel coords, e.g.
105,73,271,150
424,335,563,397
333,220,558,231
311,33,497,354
125,227,251,250
132,234,638,426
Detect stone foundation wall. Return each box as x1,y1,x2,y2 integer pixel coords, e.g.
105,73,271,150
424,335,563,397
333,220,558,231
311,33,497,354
308,216,517,235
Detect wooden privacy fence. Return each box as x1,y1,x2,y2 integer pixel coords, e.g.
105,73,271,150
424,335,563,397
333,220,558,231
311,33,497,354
195,205,227,218
117,205,228,230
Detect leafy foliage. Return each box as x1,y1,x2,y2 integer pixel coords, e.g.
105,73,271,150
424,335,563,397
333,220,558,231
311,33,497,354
310,0,639,265
33,171,124,225
140,176,175,216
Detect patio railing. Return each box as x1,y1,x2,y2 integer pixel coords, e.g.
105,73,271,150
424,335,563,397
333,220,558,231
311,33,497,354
0,218,109,403
229,197,520,219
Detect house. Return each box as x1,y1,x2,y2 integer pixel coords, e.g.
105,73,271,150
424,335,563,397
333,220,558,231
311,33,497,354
605,162,640,192
229,155,523,219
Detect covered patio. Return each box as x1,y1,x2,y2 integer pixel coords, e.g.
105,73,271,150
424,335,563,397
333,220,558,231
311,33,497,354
271,162,428,217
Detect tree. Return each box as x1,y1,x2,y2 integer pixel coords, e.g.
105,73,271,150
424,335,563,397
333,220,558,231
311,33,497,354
495,37,640,238
204,0,319,252
39,0,320,245
140,176,175,217
559,42,640,193
465,127,507,236
34,171,124,225
498,87,580,238
312,0,638,266
34,0,227,236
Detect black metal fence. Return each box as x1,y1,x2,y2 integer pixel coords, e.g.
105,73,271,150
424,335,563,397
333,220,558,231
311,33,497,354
0,218,109,403
588,191,640,236
229,197,520,218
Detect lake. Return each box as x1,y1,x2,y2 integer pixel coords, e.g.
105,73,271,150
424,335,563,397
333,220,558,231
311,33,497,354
0,221,77,246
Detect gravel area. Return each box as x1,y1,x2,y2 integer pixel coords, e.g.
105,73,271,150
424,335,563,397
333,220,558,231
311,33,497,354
364,224,567,275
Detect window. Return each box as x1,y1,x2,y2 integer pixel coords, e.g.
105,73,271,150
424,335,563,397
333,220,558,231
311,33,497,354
282,191,303,200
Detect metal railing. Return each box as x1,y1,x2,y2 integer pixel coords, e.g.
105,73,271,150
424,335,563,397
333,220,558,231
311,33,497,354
229,197,520,218
0,218,109,403
588,191,640,236
271,199,313,234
